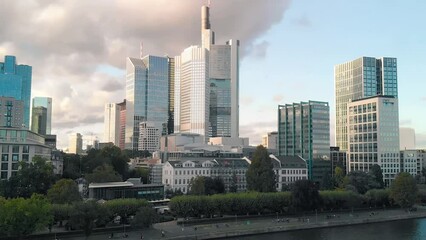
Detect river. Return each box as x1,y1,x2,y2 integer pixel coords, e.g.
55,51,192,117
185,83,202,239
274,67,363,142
234,218,426,240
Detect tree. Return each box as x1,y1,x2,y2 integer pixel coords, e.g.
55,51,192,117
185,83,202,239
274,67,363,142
291,179,321,211
229,172,238,193
189,176,225,195
62,153,82,179
47,179,81,204
189,176,205,195
68,201,107,238
131,206,159,228
320,172,334,190
1,156,56,198
128,168,150,184
369,164,384,188
343,171,380,194
390,172,418,208
85,164,122,183
333,166,345,188
246,145,276,192
99,146,129,178
0,194,52,238
123,150,151,159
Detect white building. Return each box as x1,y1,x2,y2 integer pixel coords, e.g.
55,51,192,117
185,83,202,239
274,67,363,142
138,122,163,152
400,149,425,177
68,133,83,154
262,131,278,150
400,127,416,150
270,155,308,190
208,137,249,148
347,96,400,185
104,103,120,145
0,127,52,179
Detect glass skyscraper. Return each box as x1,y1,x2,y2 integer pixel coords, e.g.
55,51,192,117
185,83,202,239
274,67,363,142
278,101,330,179
0,56,32,128
335,57,397,151
32,97,52,134
125,55,169,150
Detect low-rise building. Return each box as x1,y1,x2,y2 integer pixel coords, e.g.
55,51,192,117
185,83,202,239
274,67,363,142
88,179,164,201
400,149,424,176
270,155,308,190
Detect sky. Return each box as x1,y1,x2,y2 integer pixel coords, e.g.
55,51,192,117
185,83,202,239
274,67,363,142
0,0,425,150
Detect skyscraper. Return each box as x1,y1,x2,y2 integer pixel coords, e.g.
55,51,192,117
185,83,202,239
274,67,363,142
104,103,120,144
174,5,239,140
0,55,32,128
125,56,169,150
278,101,330,179
335,57,398,151
32,97,52,134
68,133,83,154
0,97,24,128
167,57,175,134
31,106,47,135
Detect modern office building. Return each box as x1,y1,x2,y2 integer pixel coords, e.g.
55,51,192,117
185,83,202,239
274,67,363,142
0,97,24,128
330,146,347,175
174,5,239,141
138,121,164,152
335,57,398,151
167,57,175,134
0,127,52,179
400,149,423,177
118,100,126,150
0,55,32,128
31,106,47,135
262,131,278,150
125,56,169,150
32,97,52,134
400,127,416,150
68,133,83,154
347,96,400,185
278,101,330,179
104,102,120,145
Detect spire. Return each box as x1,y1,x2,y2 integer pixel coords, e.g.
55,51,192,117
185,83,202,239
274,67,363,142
201,5,210,30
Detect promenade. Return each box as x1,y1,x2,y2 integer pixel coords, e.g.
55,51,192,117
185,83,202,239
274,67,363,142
59,207,426,240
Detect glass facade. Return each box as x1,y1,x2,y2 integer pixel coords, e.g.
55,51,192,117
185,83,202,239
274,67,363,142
31,106,47,135
278,101,330,179
209,78,231,137
335,57,397,151
125,56,169,150
32,97,52,134
0,56,32,128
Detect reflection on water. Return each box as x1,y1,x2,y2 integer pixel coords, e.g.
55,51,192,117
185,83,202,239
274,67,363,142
235,218,426,240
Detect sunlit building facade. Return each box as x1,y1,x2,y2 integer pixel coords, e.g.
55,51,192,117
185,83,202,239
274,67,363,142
0,97,24,128
32,97,52,134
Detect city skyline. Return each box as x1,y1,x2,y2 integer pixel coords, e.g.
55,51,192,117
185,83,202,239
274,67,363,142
1,0,425,149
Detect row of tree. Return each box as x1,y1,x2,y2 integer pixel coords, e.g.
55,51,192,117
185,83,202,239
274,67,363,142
170,173,418,218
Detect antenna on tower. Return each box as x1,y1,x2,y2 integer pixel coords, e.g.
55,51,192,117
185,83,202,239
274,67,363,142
208,0,211,7
140,41,143,59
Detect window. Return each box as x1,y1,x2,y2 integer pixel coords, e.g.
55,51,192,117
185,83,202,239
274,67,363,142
1,145,9,153
12,154,19,161
1,163,7,170
1,154,8,161
22,145,29,153
12,145,19,153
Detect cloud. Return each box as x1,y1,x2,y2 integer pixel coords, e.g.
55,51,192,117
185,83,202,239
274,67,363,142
0,0,291,148
240,121,277,145
273,94,285,103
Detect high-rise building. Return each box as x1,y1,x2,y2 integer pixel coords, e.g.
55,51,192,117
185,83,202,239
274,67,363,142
138,122,164,152
31,106,47,135
68,133,83,154
335,57,398,151
347,96,400,185
118,100,126,150
167,57,175,134
0,55,32,128
278,101,330,179
399,127,416,150
125,56,169,150
104,102,120,145
0,97,24,128
32,97,52,134
262,131,278,150
174,5,239,140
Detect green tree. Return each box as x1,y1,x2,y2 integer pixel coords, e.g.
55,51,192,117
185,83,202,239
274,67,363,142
390,172,418,208
189,176,206,195
229,172,238,193
246,145,276,192
123,150,151,159
85,164,122,183
320,172,334,190
104,198,149,223
333,166,345,188
291,180,321,211
131,206,159,228
0,194,52,238
99,146,129,178
2,156,56,198
62,153,82,179
47,179,81,204
128,168,150,184
343,171,380,194
68,201,107,239
369,164,384,188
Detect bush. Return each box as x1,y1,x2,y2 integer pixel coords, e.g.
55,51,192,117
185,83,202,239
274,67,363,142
365,189,392,207
320,190,363,210
103,198,150,223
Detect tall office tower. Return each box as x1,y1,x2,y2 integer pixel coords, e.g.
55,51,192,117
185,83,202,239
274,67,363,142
117,100,126,150
262,131,278,150
399,127,416,150
68,133,83,154
0,97,24,127
278,101,330,179
125,56,169,150
174,5,239,140
167,57,175,134
335,57,398,151
347,96,400,185
0,55,32,128
32,97,52,134
104,103,120,144
31,106,47,135
138,122,163,152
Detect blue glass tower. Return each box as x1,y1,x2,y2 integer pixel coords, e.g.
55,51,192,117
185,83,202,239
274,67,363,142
0,56,32,128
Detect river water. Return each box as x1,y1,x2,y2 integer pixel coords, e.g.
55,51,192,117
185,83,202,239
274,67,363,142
235,218,426,240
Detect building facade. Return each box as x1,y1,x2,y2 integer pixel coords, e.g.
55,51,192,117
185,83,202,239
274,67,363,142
270,155,308,190
347,96,400,185
0,56,32,128
104,102,120,145
330,146,347,175
399,127,416,150
335,57,398,151
31,106,47,135
0,127,52,179
278,101,330,179
400,149,424,177
125,56,169,150
0,97,24,128
262,131,278,150
32,97,52,134
68,133,83,154
138,121,164,152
